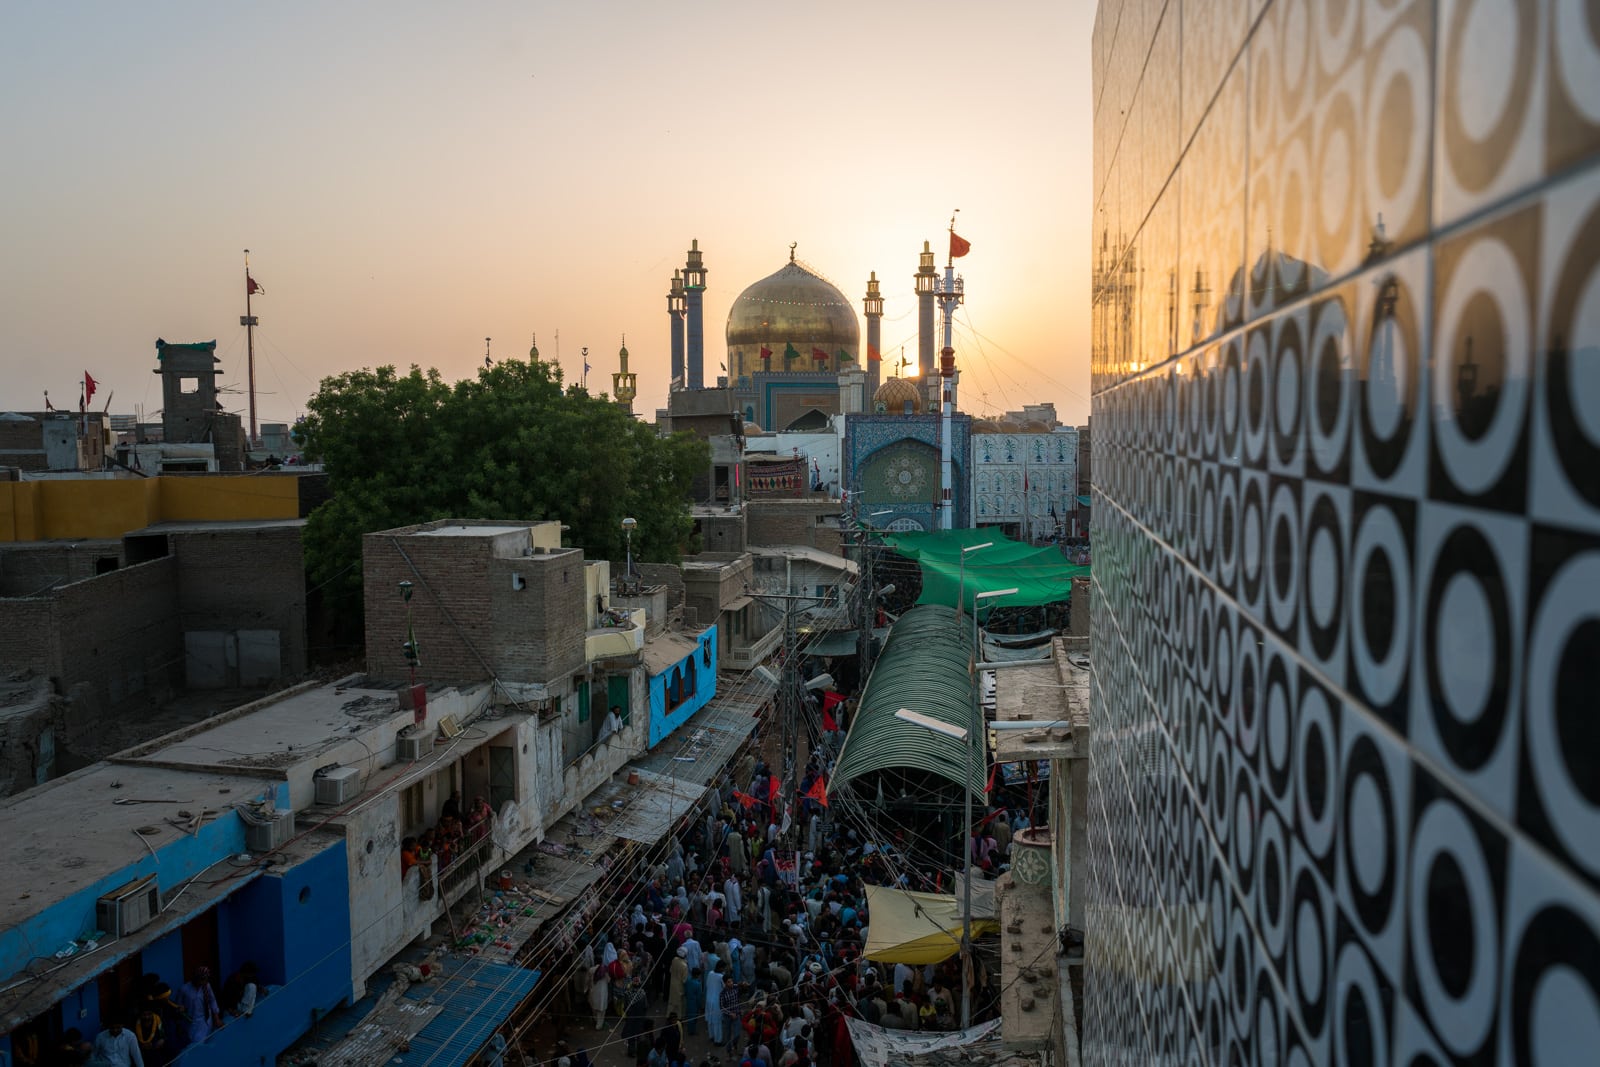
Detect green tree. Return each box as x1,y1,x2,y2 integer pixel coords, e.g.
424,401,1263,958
298,359,707,640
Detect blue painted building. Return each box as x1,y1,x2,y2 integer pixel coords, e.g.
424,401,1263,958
644,624,718,748
0,763,351,1066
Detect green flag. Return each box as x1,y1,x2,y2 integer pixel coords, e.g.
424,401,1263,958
838,348,854,362
783,342,800,367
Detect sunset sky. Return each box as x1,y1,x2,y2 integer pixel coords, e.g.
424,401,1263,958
0,2,1095,431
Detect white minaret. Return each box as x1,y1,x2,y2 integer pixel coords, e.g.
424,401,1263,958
937,217,967,529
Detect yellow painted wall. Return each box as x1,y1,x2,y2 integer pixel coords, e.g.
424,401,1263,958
0,476,302,542
530,520,563,551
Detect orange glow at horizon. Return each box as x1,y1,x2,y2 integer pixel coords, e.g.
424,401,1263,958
0,1,1096,428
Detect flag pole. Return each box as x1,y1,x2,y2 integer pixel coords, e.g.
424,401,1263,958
937,211,965,530
243,249,258,447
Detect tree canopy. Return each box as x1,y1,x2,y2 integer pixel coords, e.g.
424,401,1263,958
297,358,708,627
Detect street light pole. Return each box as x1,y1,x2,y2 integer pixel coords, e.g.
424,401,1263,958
956,541,994,624
621,516,638,593
972,587,1021,676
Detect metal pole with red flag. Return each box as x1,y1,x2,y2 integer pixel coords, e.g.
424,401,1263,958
242,250,261,447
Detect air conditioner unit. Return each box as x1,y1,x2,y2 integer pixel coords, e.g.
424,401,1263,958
96,876,159,937
315,766,362,806
397,733,434,762
245,811,293,852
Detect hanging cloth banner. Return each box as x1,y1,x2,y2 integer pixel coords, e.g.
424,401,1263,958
843,1018,1001,1067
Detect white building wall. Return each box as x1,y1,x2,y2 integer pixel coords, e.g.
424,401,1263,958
971,431,1079,541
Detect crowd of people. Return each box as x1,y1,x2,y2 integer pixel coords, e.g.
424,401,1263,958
17,962,265,1066
539,721,1036,1067
401,790,496,888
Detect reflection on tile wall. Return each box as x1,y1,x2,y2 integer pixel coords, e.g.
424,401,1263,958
1086,0,1600,1062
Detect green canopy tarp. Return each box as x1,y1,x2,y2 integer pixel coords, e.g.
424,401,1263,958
881,529,1089,615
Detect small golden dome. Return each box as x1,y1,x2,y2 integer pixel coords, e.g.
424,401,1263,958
872,377,922,415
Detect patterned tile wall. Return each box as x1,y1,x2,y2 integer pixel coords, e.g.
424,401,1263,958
1085,0,1600,1063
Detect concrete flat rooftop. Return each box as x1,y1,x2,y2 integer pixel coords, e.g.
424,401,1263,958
0,819,340,1032
121,684,403,773
0,761,273,934
413,524,529,538
129,518,306,535
992,638,1089,763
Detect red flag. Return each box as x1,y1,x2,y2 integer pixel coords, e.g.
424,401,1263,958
822,708,838,732
732,790,759,809
821,691,846,711
984,760,996,794
950,232,971,259
760,345,773,361
805,776,830,809
768,777,780,801
247,274,264,295
867,343,882,362
83,372,98,406
812,347,828,362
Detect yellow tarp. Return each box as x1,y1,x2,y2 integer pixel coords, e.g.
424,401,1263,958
862,883,1001,964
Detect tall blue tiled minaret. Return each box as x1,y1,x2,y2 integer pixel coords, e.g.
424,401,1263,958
667,269,686,388
864,271,884,396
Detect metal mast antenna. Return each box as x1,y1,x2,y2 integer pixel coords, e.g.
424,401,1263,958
242,249,260,446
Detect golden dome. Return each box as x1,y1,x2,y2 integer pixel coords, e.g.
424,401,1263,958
872,377,922,415
726,257,860,380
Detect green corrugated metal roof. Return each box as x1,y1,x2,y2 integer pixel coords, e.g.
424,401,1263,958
881,529,1089,613
830,605,985,796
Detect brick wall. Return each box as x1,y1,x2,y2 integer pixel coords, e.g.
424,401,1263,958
172,525,308,677
695,512,746,553
364,525,586,687
365,531,495,684
49,557,184,748
0,599,58,677
489,554,585,683
682,556,753,625
0,415,45,471
745,500,844,553
0,540,123,595
630,563,685,608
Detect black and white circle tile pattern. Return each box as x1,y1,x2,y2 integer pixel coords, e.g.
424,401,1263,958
1086,0,1600,1062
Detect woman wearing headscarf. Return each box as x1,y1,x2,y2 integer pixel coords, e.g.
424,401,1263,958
667,946,690,1019
575,941,596,1013
588,944,611,1029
